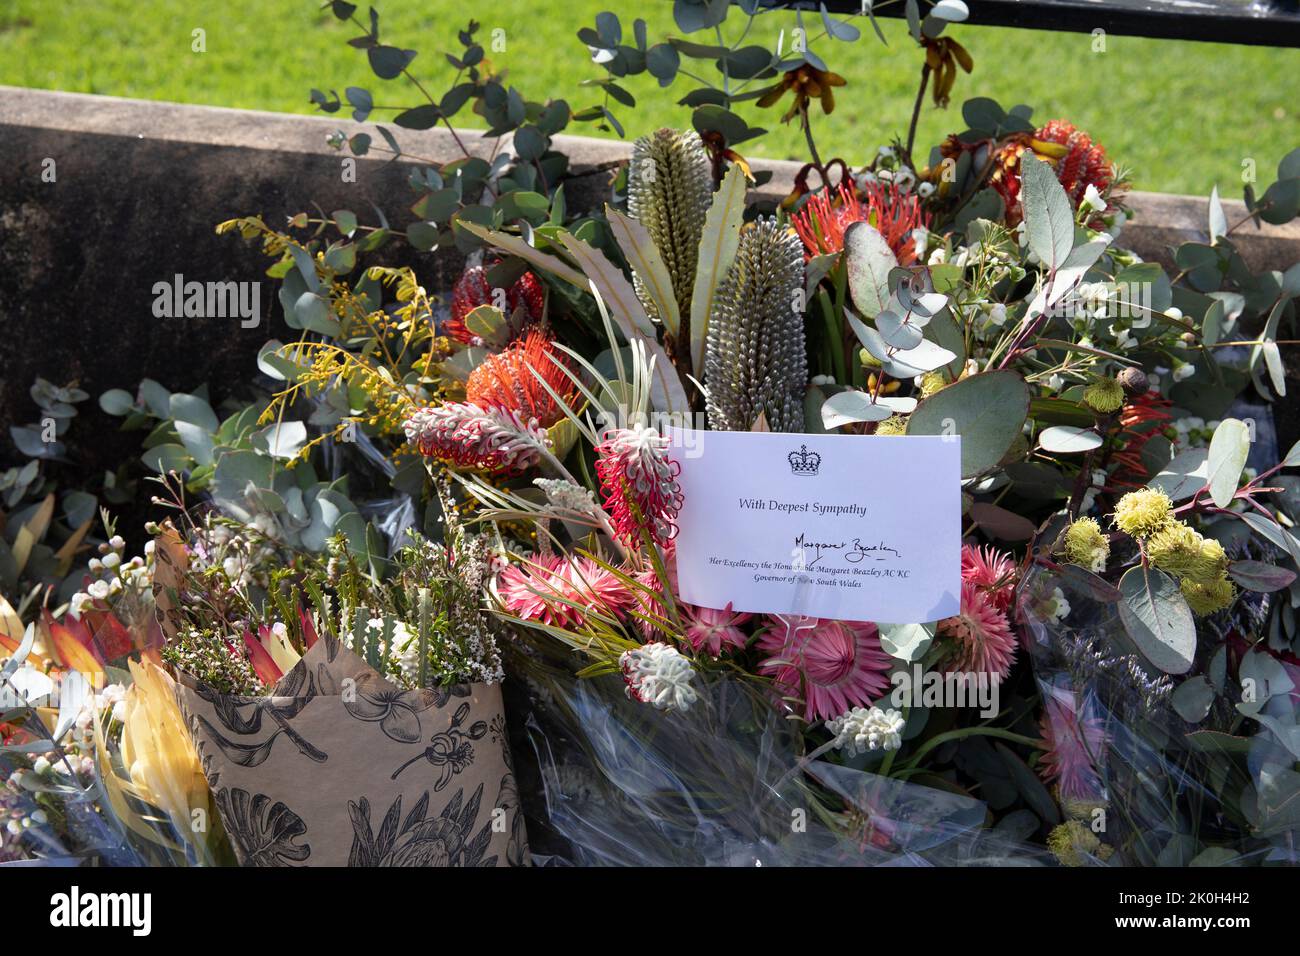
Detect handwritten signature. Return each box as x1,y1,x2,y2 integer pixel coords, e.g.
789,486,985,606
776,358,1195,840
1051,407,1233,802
793,533,901,567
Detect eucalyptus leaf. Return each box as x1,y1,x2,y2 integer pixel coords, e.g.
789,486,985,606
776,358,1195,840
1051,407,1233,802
1020,153,1075,270
906,371,1030,478
844,222,897,319
1206,418,1250,508
1038,425,1103,454
1117,565,1196,674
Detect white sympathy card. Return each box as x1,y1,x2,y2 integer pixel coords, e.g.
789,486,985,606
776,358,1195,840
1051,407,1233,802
668,429,961,624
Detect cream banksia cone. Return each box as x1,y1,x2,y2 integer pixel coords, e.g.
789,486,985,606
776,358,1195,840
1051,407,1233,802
628,128,711,324
704,217,808,433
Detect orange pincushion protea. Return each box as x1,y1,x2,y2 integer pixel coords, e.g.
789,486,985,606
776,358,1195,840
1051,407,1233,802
792,182,929,265
464,330,579,429
991,120,1113,224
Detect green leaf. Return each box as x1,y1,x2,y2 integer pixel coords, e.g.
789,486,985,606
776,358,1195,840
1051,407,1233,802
98,388,135,416
821,390,893,428
1117,565,1196,675
1228,560,1296,592
456,221,587,288
606,205,681,336
906,371,1031,478
689,163,747,376
843,222,897,319
1148,447,1209,502
556,232,655,337
169,393,219,433
878,621,935,662
1205,418,1250,508
1171,676,1214,722
1020,153,1074,270
1038,425,1102,454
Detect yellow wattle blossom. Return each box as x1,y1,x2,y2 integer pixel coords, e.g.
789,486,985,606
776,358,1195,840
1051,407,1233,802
1082,378,1125,414
1180,574,1236,616
1062,517,1109,572
1113,488,1173,538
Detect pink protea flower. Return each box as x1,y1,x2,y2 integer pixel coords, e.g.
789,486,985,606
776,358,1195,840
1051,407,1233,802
961,543,1017,612
1038,691,1107,801
497,555,630,629
938,581,1017,683
595,425,683,548
403,402,548,473
682,603,751,656
757,616,893,721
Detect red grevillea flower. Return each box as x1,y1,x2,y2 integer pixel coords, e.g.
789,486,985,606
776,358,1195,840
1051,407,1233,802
1038,691,1107,801
961,543,1017,613
991,120,1113,224
497,554,631,629
938,581,1017,683
682,603,751,656
465,330,579,429
595,426,684,548
757,616,893,721
444,263,545,345
403,402,548,473
791,182,928,265
1111,391,1173,488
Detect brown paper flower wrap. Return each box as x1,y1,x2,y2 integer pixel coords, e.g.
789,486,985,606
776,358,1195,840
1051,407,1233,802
174,632,527,867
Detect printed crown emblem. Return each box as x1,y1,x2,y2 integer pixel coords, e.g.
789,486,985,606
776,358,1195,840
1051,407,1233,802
788,444,821,476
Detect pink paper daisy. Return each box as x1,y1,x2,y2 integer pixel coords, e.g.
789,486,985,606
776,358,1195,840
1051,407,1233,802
938,580,1017,683
497,554,631,629
960,543,1017,612
1038,691,1107,801
757,616,892,721
682,603,752,656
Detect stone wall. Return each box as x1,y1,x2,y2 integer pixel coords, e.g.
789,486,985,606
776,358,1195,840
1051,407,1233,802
3,86,1298,481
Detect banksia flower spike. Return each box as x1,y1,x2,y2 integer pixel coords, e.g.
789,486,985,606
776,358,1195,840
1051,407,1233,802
628,128,712,326
403,402,549,473
705,217,809,433
595,424,684,548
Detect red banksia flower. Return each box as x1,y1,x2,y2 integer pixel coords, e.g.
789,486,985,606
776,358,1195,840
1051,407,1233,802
444,263,545,345
792,182,929,265
991,120,1113,224
595,426,684,548
465,330,579,429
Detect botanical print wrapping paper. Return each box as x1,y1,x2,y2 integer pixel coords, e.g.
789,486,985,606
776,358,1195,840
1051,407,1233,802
174,633,527,867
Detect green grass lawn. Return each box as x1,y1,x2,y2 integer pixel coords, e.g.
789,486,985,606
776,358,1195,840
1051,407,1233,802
2,0,1297,197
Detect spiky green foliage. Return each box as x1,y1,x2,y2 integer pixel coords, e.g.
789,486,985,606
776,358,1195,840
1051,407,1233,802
704,217,808,433
628,128,711,324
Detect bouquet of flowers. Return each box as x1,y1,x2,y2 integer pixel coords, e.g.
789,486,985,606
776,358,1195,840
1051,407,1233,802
9,0,1299,867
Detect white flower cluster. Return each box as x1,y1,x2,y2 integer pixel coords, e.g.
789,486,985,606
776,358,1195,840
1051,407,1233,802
68,535,151,618
1042,586,1072,625
826,705,906,756
533,477,601,518
619,642,698,714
